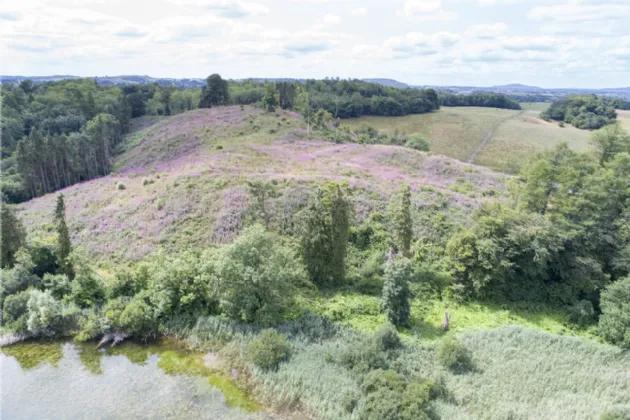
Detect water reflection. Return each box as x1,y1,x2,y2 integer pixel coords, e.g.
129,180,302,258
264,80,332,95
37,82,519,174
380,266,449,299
1,340,268,419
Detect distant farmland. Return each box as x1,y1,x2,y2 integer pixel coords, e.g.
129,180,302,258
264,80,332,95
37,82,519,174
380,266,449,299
342,106,592,173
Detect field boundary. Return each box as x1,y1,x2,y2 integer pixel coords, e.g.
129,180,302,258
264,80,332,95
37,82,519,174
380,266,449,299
467,110,525,164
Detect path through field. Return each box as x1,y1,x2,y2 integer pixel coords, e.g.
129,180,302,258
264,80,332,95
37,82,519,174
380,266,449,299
467,110,525,164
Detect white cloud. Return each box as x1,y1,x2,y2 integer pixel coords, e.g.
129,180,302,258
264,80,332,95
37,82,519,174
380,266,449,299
166,0,269,18
351,8,367,16
502,36,556,52
403,0,457,21
323,14,341,25
529,3,630,22
383,31,460,58
465,23,507,39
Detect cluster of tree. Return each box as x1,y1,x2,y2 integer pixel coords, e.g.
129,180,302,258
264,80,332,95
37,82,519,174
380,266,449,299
540,94,618,129
448,123,630,346
438,92,522,110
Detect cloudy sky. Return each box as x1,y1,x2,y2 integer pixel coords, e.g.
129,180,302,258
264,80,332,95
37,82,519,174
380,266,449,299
1,0,629,88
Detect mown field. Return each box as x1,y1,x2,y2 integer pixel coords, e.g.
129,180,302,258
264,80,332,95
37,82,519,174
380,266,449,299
619,109,630,131
342,106,593,173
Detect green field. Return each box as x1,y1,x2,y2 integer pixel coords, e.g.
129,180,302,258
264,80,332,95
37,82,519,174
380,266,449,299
342,106,593,173
619,109,630,131
519,102,551,111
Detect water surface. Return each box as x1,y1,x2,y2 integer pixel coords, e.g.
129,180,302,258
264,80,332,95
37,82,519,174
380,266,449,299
1,339,267,420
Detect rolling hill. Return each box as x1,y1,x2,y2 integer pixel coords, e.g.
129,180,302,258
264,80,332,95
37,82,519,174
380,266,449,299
18,106,506,263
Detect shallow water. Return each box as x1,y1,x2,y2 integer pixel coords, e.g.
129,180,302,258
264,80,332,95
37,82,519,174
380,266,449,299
0,339,267,420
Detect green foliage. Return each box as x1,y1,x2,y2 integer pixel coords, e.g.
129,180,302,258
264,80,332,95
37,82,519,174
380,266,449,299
1,203,26,267
261,83,279,112
591,123,630,166
381,258,412,327
146,251,209,319
142,177,155,186
358,369,432,420
438,335,472,373
69,250,106,308
75,309,105,342
54,194,72,275
42,273,72,300
373,323,402,351
2,289,30,333
568,299,595,327
405,133,430,152
199,74,229,108
300,183,351,286
598,277,630,348
447,203,566,302
0,250,41,296
119,294,156,337
206,224,307,324
340,325,401,373
26,289,63,336
247,328,289,369
116,182,126,190
439,92,521,110
390,185,413,256
541,94,617,129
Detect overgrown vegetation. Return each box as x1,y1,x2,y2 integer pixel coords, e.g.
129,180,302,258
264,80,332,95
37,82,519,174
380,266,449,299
541,94,618,129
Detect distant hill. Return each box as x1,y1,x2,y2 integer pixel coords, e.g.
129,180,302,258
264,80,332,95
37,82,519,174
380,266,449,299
361,78,410,88
2,74,629,100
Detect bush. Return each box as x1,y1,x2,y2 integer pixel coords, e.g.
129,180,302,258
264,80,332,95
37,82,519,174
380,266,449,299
69,251,106,308
27,289,63,336
247,328,289,369
116,182,126,190
358,369,432,420
42,273,71,300
405,133,430,152
75,309,105,342
568,299,595,327
142,177,155,186
156,199,165,210
382,258,412,327
598,276,630,348
206,224,307,324
2,290,30,333
373,323,402,352
119,295,156,337
438,335,472,373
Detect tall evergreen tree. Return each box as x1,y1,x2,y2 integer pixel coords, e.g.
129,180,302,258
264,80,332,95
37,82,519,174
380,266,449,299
54,194,72,275
381,257,412,327
0,202,26,268
300,183,351,286
199,74,229,108
391,185,413,256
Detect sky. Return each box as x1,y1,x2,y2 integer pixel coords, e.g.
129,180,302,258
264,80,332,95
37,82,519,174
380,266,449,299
1,0,629,88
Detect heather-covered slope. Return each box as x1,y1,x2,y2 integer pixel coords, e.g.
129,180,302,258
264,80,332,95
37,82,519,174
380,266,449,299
18,106,506,262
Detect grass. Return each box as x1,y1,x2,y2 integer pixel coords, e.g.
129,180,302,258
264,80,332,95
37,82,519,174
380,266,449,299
618,109,630,131
306,292,597,343
342,106,593,173
519,102,551,111
342,107,521,163
475,109,592,172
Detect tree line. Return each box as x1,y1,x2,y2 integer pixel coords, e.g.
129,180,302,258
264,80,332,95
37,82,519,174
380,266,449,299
438,92,522,110
541,94,618,129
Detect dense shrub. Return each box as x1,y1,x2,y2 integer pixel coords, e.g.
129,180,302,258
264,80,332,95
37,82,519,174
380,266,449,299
206,224,307,324
541,94,616,129
358,369,432,420
75,309,105,342
0,252,41,296
2,289,30,333
247,328,289,369
568,299,595,327
438,335,472,373
69,251,106,308
382,258,412,326
42,273,71,300
26,289,63,336
119,294,156,337
405,134,430,152
598,276,630,348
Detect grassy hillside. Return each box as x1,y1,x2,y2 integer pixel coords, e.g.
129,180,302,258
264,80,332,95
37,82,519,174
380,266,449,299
18,106,505,263
342,106,592,173
619,109,630,131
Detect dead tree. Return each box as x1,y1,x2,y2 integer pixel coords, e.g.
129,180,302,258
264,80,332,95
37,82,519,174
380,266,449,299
442,311,451,332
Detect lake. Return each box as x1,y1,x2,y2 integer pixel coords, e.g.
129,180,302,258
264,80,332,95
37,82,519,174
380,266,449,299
0,339,271,420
